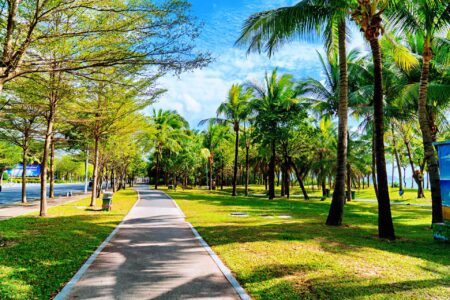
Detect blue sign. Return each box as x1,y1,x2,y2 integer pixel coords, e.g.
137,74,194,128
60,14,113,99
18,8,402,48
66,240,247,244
7,164,41,177
435,142,450,210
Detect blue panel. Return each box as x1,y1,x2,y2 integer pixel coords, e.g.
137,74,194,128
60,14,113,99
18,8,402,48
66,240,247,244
7,164,41,177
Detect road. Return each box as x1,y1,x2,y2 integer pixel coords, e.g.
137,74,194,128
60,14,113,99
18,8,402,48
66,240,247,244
0,183,86,204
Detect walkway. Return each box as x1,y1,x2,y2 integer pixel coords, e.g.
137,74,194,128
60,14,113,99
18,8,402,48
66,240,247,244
61,186,240,300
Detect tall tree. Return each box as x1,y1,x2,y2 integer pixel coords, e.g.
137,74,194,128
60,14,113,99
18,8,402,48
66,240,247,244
248,69,300,200
388,0,450,223
203,84,251,196
236,0,351,224
151,109,189,189
351,0,395,240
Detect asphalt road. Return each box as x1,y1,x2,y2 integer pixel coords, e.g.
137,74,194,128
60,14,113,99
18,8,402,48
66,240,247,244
0,183,87,204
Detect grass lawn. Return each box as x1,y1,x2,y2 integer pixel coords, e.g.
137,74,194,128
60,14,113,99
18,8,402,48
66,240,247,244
216,185,432,205
0,189,138,300
168,188,449,300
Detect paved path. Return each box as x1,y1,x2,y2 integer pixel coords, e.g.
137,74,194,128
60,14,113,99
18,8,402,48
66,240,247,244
0,193,89,220
63,185,239,300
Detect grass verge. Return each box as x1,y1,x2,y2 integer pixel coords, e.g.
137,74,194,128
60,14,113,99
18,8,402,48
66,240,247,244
168,189,449,300
0,189,138,299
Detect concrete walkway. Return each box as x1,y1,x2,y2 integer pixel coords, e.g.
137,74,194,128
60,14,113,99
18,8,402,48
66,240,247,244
62,186,240,300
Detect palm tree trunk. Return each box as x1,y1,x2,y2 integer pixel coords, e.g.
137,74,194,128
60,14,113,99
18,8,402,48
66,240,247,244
245,145,249,196
289,157,309,200
209,156,213,191
268,140,276,199
346,162,352,202
418,44,443,224
232,124,239,196
391,127,403,191
372,131,378,198
369,38,395,240
327,20,348,226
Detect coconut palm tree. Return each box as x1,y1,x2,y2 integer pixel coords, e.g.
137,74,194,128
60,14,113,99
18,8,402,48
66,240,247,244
206,84,252,196
247,69,300,200
236,0,351,225
151,109,188,189
351,0,396,240
388,0,450,223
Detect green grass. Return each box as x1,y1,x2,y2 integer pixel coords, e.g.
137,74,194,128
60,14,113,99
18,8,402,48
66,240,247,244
209,185,433,205
168,188,449,300
0,189,138,299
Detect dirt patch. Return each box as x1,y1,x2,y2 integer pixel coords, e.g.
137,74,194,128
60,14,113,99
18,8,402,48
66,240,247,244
0,237,16,248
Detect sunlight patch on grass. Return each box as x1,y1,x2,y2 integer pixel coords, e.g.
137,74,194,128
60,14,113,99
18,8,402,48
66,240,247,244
169,188,449,300
0,189,138,300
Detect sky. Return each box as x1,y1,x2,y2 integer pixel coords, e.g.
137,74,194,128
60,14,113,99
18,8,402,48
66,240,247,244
151,0,365,128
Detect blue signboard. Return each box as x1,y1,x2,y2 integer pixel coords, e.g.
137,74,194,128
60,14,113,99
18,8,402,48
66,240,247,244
434,141,450,241
7,164,41,177
435,141,450,212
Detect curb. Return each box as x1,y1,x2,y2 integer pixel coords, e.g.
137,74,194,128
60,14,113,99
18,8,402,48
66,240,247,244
54,190,141,300
165,191,251,300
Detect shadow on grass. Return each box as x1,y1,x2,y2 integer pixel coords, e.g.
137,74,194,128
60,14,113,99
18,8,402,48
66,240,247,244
169,191,450,267
0,214,124,299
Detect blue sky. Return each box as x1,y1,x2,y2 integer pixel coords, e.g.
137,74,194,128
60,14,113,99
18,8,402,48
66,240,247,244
153,0,364,127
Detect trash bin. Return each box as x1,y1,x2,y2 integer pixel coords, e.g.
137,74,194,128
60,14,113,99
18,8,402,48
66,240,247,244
352,191,356,199
102,192,113,211
324,189,330,197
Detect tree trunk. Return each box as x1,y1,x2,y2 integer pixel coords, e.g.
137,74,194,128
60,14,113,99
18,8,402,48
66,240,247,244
49,137,55,198
40,117,54,216
391,127,403,191
245,145,249,196
90,136,99,207
369,38,395,240
404,139,424,198
417,43,443,224
155,151,160,189
268,140,276,200
209,156,213,191
289,158,309,200
372,131,378,198
21,149,27,203
327,21,348,226
232,124,239,196
221,159,224,190
346,162,352,202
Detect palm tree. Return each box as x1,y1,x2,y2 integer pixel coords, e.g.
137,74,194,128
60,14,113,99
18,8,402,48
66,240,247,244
209,84,252,196
236,0,351,225
388,0,450,223
151,109,188,189
351,0,396,240
202,122,231,190
248,69,300,200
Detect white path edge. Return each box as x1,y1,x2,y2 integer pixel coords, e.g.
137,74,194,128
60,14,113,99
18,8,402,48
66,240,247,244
54,191,142,300
168,192,251,300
